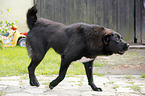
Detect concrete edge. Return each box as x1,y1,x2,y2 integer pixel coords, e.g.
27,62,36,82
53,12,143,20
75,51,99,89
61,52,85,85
129,45,145,49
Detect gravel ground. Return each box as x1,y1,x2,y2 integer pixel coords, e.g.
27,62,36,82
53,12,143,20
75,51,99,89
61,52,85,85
92,49,145,75
0,75,145,96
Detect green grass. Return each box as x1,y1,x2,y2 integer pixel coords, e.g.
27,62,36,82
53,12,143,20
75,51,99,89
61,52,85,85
0,46,85,77
93,60,107,67
141,74,145,78
124,75,136,79
130,85,141,91
0,46,29,77
126,81,134,85
113,85,119,89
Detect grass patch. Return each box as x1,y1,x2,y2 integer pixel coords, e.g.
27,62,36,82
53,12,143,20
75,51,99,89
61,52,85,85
0,46,85,77
0,46,30,77
93,58,108,67
20,75,28,80
107,81,114,85
130,85,141,91
124,75,136,79
42,82,49,85
77,77,83,86
125,85,141,92
0,91,6,96
113,85,119,89
141,74,145,78
93,71,105,77
0,41,4,50
93,68,105,77
126,82,134,85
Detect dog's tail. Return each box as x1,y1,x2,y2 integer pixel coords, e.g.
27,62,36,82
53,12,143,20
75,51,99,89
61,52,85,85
27,5,38,30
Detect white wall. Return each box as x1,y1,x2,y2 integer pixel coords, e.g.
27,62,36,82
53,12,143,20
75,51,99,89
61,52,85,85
0,0,34,32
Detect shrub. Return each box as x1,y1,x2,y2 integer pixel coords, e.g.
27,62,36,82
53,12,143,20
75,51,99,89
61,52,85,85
0,9,16,49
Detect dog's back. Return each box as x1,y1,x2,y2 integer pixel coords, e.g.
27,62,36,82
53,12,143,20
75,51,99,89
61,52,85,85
26,6,77,55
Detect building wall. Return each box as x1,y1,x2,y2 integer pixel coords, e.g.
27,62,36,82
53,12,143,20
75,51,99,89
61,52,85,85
0,0,34,32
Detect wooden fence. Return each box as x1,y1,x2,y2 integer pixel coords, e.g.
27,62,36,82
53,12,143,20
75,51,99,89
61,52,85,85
34,0,139,43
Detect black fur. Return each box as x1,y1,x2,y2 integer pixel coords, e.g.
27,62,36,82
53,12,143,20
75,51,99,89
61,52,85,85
27,5,37,30
26,6,129,91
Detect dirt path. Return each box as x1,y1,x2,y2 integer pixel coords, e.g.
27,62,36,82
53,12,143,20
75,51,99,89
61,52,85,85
77,49,145,75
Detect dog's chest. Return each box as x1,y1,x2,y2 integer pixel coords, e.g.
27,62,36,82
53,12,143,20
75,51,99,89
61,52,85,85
76,57,94,63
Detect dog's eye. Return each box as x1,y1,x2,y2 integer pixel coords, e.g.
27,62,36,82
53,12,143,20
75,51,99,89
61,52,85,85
116,37,121,42
116,35,122,42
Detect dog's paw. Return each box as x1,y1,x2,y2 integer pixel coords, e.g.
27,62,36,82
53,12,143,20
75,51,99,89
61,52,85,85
90,84,103,92
49,84,54,90
30,79,40,87
93,87,102,92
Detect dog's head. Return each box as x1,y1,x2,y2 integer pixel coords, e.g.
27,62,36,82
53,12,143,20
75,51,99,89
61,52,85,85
80,24,129,55
102,29,129,55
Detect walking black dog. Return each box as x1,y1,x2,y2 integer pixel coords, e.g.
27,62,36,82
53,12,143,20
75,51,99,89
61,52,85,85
26,6,129,91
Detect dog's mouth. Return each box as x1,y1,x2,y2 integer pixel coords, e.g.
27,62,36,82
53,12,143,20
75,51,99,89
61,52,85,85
118,50,125,55
118,43,129,55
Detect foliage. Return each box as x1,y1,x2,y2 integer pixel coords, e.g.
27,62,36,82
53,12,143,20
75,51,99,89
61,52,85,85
0,42,2,49
0,9,13,34
0,9,16,49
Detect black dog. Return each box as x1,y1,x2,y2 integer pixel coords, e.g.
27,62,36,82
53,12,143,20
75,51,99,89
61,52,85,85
26,6,129,91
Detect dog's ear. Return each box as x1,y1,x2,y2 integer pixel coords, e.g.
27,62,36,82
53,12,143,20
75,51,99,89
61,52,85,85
80,24,91,32
103,33,112,45
94,26,105,32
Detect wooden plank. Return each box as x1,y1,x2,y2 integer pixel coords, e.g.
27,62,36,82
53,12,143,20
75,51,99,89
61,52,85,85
129,0,134,43
95,0,101,25
112,0,118,31
116,0,134,43
135,0,142,43
142,0,145,44
98,0,104,26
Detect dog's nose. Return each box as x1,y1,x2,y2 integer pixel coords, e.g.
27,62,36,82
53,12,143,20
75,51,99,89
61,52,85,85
123,43,129,50
127,43,130,48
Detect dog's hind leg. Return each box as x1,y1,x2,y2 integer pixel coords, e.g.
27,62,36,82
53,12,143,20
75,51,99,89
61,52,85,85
83,60,102,91
28,50,47,87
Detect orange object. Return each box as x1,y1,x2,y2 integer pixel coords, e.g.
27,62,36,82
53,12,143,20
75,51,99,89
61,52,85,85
11,25,18,30
20,32,27,36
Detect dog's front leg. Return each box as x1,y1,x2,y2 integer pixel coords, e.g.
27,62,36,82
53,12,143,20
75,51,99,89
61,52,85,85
83,60,102,92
